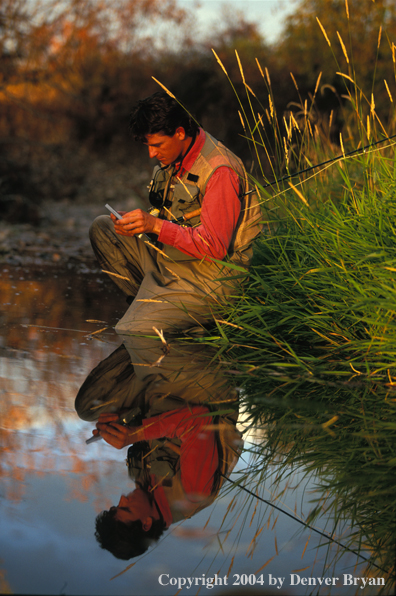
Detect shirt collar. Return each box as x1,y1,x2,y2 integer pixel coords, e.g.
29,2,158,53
176,128,205,175
152,483,173,528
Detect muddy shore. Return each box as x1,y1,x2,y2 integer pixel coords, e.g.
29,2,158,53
0,157,148,270
0,197,142,271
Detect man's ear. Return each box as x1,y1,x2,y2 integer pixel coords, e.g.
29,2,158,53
142,516,153,531
175,126,186,140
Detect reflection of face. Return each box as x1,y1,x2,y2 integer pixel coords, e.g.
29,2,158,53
144,128,188,166
113,488,157,526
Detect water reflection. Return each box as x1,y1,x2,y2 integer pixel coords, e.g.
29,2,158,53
76,337,241,561
1,265,393,595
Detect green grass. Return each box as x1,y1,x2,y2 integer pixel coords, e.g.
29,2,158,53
193,40,396,590
197,150,393,591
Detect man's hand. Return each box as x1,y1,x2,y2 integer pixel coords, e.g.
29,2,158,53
110,209,163,237
92,412,144,450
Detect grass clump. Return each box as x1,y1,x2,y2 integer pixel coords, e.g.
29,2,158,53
213,149,396,590
203,18,396,589
235,148,396,379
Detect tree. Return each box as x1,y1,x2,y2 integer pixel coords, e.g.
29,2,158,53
0,0,193,146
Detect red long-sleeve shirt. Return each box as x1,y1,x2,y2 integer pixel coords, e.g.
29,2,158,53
142,406,218,500
157,129,242,260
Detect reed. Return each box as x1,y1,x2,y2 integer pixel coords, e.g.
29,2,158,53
210,140,396,589
198,14,396,590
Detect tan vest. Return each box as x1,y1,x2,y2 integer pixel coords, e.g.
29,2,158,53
151,131,262,265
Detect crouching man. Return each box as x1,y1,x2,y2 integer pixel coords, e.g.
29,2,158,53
89,90,262,335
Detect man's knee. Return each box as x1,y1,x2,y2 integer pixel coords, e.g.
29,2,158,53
89,214,113,245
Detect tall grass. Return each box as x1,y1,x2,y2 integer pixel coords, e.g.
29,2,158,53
200,14,396,591
209,148,396,587
220,147,396,379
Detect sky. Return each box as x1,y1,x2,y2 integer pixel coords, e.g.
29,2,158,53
178,0,298,43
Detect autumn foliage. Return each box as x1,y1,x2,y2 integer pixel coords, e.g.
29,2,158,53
0,0,395,208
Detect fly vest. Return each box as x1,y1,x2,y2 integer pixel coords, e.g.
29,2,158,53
150,131,262,265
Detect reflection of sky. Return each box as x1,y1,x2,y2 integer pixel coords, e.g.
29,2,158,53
1,464,369,596
0,267,384,596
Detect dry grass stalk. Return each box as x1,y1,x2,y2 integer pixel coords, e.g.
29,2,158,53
269,95,274,120
151,77,176,99
227,556,235,578
283,137,289,166
339,132,345,156
235,50,246,85
316,18,331,47
384,80,393,102
337,32,350,64
290,71,299,93
255,556,275,574
371,93,376,117
238,110,245,131
255,57,265,80
101,269,129,281
301,536,311,559
212,49,228,76
265,67,271,87
246,83,256,97
288,181,309,206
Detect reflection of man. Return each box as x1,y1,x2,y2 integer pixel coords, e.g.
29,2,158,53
93,405,238,559
89,90,262,334
75,340,241,560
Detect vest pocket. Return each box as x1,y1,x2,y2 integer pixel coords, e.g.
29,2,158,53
173,183,200,216
163,183,202,261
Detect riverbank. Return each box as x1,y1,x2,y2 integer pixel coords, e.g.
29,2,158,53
0,160,146,269
1,199,101,269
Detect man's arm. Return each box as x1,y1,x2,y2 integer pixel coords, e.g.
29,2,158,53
108,166,241,259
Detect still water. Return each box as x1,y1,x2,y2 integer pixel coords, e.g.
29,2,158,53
0,265,390,595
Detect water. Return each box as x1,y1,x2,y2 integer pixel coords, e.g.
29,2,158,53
0,265,390,595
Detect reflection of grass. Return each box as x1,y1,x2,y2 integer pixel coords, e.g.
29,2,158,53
236,381,396,586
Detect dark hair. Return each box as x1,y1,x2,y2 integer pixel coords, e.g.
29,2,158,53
95,508,166,560
129,91,199,142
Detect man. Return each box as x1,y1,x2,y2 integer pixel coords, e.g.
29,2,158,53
89,90,262,335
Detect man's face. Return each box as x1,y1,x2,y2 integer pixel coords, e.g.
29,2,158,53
144,127,187,166
112,489,156,527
